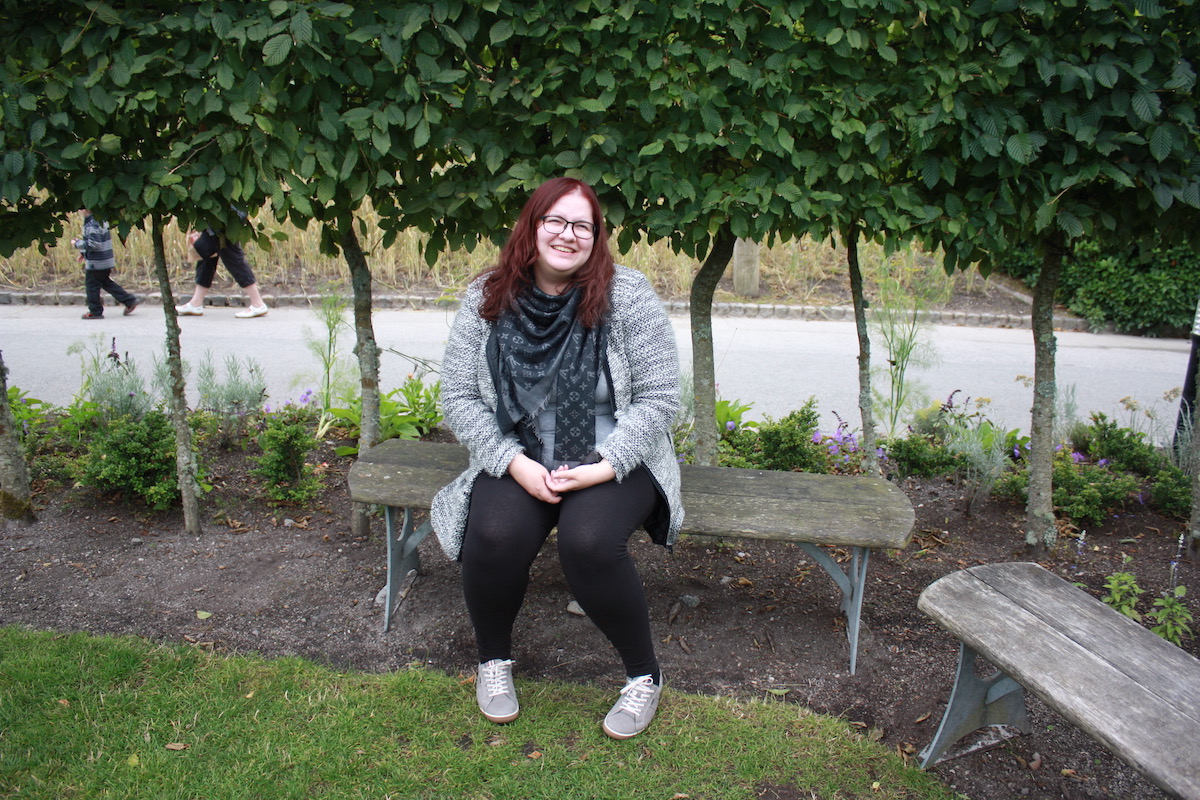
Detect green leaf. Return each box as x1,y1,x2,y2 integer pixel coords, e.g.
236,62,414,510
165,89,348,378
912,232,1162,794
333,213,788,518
263,33,292,67
490,19,513,45
1131,90,1161,124
290,10,313,44
413,119,430,148
1148,126,1173,162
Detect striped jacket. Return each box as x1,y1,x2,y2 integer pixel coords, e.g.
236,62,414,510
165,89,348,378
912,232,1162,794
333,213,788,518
430,266,684,560
75,215,116,271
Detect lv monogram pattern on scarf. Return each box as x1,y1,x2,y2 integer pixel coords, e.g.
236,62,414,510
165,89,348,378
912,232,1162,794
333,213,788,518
489,285,605,463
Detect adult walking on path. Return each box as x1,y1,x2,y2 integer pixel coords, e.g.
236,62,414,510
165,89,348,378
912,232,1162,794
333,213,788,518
175,216,269,318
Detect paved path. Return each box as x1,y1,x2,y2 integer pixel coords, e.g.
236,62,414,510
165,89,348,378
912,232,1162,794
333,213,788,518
0,300,1189,440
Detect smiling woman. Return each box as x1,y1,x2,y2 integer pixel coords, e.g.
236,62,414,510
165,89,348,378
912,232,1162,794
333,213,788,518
429,176,684,740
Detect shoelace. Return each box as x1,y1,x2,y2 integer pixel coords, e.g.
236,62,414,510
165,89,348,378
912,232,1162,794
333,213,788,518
615,675,656,714
482,659,515,698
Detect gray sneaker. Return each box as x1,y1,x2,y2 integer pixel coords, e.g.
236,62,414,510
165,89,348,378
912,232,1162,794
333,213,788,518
476,659,519,723
602,674,662,739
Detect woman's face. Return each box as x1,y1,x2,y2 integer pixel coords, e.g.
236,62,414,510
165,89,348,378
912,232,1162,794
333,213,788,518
533,190,594,294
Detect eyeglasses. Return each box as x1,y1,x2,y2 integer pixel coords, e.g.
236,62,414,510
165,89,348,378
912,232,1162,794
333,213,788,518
539,215,596,239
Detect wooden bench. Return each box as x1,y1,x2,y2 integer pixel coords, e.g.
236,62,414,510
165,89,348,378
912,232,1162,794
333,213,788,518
917,562,1200,799
348,438,915,675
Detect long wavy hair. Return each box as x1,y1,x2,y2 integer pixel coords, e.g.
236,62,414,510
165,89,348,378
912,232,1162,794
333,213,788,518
478,177,614,328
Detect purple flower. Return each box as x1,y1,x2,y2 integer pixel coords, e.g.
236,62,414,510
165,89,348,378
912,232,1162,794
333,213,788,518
812,431,823,444
726,421,736,431
1097,458,1109,467
1070,451,1085,463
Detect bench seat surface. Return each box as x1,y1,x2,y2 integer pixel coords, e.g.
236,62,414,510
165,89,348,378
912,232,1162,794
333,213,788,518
349,439,914,550
919,562,1200,799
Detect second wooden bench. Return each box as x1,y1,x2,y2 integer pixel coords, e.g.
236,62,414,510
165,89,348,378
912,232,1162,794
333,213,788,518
918,561,1200,799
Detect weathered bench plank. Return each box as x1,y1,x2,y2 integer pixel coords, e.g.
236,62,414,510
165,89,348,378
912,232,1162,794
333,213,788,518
919,562,1200,800
349,438,915,675
680,464,913,547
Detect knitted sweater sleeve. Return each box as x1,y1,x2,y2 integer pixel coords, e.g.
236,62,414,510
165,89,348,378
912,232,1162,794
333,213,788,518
440,279,524,477
597,270,681,480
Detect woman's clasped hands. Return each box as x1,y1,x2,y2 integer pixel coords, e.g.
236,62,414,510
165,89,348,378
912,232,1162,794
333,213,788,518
507,452,616,503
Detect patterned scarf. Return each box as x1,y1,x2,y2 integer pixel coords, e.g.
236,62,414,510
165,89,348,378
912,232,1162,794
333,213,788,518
488,285,606,463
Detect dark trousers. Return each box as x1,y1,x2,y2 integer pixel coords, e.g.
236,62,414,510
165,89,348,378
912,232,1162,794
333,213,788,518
84,269,136,316
461,467,661,680
194,236,257,289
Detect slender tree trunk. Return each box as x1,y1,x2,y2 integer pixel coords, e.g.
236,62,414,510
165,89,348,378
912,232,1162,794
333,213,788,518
0,350,36,527
689,224,736,466
845,225,878,475
150,214,201,534
1025,235,1064,552
1189,339,1200,558
340,222,379,539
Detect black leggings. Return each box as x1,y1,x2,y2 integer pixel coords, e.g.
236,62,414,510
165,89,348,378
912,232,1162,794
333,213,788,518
461,467,660,680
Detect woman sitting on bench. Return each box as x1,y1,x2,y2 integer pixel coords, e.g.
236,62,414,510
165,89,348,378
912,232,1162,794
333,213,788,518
431,177,683,740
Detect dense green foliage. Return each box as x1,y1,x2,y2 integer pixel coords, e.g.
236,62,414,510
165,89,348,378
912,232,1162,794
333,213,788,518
252,412,321,503
79,411,188,510
1002,241,1200,334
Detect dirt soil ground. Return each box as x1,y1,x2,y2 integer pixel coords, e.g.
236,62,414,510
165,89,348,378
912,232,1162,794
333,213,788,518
2,277,1196,799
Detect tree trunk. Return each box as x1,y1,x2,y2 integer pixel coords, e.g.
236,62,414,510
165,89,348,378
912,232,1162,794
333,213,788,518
0,350,36,527
340,222,380,540
845,226,879,475
151,214,201,534
1025,235,1064,552
1189,335,1200,558
689,225,736,466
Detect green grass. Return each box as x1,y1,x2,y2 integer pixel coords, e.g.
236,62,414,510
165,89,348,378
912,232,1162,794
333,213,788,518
0,626,959,800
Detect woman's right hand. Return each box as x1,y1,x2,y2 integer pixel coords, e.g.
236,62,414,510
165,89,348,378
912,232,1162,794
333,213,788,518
507,453,562,504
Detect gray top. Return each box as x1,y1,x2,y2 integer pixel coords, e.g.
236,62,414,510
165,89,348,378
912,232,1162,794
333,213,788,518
535,376,616,469
431,266,684,560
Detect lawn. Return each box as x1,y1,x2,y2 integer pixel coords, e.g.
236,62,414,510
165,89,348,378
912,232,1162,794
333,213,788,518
0,627,959,800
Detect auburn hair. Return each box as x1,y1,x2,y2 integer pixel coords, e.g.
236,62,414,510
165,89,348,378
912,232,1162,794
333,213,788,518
478,177,614,328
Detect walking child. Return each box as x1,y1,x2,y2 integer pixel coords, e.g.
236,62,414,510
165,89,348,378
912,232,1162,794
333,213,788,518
73,209,138,320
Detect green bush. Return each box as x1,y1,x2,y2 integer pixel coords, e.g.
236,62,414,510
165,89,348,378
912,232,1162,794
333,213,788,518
717,398,829,473
996,448,1141,527
1149,466,1192,519
1083,412,1167,477
1000,239,1200,336
881,434,962,478
79,411,184,511
252,413,321,503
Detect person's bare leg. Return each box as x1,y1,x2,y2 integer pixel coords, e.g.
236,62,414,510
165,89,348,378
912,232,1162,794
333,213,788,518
244,283,265,307
178,284,208,310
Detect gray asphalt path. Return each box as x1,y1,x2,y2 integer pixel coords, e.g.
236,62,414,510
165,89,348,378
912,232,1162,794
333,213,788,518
1,302,1190,439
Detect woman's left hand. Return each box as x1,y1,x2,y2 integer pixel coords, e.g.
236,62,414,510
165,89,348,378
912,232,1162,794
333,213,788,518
544,460,616,494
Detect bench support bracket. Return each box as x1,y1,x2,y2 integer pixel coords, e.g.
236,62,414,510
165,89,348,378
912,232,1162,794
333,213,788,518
383,506,433,633
797,543,869,675
919,642,1030,768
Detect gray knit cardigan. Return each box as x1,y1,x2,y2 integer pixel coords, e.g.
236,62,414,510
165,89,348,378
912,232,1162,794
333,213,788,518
430,266,684,561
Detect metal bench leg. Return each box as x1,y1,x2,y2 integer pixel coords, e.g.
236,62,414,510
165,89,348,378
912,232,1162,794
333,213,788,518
919,642,1030,768
797,544,870,675
383,506,432,633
